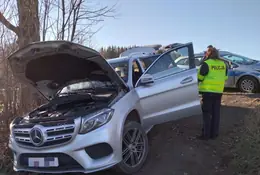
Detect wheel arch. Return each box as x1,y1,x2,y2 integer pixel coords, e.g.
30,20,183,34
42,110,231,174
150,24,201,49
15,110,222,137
119,109,142,145
118,109,142,145
117,109,143,162
124,109,142,125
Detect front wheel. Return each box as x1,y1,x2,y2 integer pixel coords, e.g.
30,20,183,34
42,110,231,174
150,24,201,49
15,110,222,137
115,121,149,174
238,76,259,93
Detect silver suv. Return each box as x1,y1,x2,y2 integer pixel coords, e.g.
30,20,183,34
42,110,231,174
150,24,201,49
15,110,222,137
8,41,202,174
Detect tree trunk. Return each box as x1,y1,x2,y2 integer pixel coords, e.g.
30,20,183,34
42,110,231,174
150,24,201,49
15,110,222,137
17,0,40,47
16,0,40,113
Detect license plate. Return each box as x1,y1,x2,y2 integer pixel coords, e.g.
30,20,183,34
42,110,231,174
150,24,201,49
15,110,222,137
28,157,59,167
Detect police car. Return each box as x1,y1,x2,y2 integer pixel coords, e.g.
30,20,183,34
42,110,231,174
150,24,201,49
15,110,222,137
175,51,260,93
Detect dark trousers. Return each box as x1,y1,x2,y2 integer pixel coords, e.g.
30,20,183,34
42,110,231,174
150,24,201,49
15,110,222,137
201,92,222,139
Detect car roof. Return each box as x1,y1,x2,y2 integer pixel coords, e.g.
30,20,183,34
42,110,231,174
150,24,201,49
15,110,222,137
194,53,204,57
196,50,232,56
107,54,161,64
138,54,161,59
219,51,232,55
107,56,130,64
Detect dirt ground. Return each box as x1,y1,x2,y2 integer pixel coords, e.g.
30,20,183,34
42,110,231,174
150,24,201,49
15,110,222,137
92,91,260,175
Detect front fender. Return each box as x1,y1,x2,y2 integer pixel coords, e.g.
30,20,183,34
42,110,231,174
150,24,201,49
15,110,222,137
110,89,143,160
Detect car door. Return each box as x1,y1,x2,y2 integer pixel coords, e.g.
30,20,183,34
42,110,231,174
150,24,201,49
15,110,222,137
175,57,189,69
221,55,239,87
134,43,202,128
176,56,202,70
194,56,203,68
225,62,237,87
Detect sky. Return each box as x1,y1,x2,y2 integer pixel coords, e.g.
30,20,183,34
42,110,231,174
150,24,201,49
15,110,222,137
93,0,260,59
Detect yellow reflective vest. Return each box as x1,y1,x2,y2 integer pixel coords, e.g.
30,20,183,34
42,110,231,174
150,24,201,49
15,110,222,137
198,59,228,93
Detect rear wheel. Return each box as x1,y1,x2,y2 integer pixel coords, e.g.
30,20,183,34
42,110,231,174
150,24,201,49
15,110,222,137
238,76,259,93
116,121,149,174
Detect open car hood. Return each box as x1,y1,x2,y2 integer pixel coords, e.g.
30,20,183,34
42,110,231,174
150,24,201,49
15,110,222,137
8,41,128,100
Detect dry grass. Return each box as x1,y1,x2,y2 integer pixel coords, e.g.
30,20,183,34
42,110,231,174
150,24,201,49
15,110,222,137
0,123,13,174
231,106,260,175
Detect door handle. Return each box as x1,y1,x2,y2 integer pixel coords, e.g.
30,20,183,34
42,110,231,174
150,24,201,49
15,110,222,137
180,76,193,84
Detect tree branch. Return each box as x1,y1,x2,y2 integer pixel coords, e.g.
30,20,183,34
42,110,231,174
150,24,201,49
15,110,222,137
61,0,65,40
0,12,19,35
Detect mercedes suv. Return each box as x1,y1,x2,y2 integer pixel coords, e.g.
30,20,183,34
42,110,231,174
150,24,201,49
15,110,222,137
8,41,202,174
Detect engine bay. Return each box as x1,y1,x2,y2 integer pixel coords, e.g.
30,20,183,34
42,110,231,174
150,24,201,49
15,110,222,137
14,94,109,126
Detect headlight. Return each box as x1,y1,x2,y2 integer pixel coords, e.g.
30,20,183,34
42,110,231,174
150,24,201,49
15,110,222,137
79,108,114,134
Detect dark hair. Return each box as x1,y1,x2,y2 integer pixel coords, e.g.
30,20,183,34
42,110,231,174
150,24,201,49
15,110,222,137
208,47,219,59
207,45,213,48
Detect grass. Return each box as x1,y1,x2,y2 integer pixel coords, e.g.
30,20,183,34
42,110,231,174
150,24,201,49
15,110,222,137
0,125,13,174
231,106,260,175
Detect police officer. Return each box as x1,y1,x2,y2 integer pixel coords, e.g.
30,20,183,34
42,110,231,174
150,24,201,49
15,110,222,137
198,47,228,140
201,45,214,62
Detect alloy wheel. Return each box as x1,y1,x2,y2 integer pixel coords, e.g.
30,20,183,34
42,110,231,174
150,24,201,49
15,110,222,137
122,128,145,168
241,79,254,92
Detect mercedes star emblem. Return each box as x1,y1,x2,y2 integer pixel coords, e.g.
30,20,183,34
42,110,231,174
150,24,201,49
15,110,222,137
30,127,44,146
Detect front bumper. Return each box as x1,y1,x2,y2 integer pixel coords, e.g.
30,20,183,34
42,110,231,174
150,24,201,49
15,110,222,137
9,117,122,174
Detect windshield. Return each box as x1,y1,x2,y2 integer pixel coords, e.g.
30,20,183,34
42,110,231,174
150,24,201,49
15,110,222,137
109,61,129,82
222,53,258,65
57,80,117,98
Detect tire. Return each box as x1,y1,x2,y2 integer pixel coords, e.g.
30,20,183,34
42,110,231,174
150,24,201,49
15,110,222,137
238,76,259,93
115,121,149,174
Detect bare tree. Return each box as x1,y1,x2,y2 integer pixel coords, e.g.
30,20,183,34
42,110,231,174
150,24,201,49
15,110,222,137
0,25,21,172
0,0,116,112
0,0,117,172
0,0,40,48
40,0,116,45
0,0,40,112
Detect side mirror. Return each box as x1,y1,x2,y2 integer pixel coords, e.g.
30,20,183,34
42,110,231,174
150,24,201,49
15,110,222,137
230,63,238,69
140,74,154,86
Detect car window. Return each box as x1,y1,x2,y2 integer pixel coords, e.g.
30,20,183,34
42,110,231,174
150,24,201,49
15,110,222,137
222,54,257,65
139,55,159,70
195,57,203,66
222,55,244,64
146,47,191,78
133,61,141,72
176,58,188,65
132,61,142,85
196,57,203,62
109,61,129,82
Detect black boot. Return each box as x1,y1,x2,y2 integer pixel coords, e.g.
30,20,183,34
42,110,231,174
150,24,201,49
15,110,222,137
196,134,209,141
210,134,219,140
